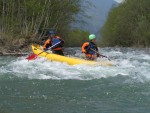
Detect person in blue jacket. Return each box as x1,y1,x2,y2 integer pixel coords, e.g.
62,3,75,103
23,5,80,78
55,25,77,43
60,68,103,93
43,30,65,56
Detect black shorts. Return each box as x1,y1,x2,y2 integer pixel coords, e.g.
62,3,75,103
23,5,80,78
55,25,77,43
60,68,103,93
52,50,64,56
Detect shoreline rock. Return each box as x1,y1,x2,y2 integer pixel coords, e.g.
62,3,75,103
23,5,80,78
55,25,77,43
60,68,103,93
0,45,32,56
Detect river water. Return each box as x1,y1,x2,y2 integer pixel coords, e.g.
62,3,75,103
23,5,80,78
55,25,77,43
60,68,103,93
0,47,150,113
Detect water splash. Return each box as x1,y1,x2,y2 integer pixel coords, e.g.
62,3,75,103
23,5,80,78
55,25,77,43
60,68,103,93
0,48,150,81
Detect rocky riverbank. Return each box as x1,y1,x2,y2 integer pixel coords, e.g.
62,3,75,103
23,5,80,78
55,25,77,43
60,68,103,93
0,36,44,56
0,45,31,56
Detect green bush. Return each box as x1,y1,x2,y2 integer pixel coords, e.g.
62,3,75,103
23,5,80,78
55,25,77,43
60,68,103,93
100,0,150,47
66,29,90,47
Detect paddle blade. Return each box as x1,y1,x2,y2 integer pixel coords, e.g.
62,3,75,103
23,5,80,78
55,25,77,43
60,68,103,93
26,54,38,60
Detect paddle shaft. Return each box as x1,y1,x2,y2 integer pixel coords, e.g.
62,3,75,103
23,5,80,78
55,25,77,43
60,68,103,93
37,41,61,55
26,41,61,60
90,48,111,60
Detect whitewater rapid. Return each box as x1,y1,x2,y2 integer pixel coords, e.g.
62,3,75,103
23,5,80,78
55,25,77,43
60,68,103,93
0,47,150,81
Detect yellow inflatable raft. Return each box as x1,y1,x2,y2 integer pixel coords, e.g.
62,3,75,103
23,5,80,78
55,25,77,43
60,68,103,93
32,44,113,66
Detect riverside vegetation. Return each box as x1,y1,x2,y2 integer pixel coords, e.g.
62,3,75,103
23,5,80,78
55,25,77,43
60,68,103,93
0,0,149,55
0,0,89,54
100,0,150,47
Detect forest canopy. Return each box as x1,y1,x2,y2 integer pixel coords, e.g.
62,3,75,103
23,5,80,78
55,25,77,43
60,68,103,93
100,0,150,47
0,0,86,47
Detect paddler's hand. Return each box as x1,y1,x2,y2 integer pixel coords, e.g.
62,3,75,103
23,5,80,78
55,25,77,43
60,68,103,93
97,53,100,57
44,48,48,51
97,53,107,58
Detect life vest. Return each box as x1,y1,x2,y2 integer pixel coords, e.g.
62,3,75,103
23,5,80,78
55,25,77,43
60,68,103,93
82,42,98,55
51,36,64,50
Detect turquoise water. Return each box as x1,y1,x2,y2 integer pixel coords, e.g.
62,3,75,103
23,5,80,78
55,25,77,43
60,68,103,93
0,48,150,113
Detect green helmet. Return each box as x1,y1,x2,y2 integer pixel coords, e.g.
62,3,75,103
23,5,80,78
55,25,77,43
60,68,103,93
89,34,96,40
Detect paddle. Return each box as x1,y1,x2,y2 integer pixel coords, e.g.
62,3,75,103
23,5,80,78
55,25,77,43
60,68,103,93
90,48,111,61
26,41,61,60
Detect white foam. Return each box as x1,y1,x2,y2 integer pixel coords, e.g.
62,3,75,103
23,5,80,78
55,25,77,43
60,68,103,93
0,48,150,81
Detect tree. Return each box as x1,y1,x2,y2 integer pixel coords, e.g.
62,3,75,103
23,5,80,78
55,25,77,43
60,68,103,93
66,29,90,47
0,0,82,47
100,0,150,47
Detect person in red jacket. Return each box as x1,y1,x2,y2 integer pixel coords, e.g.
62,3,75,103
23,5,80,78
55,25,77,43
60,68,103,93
81,34,100,60
43,30,65,56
